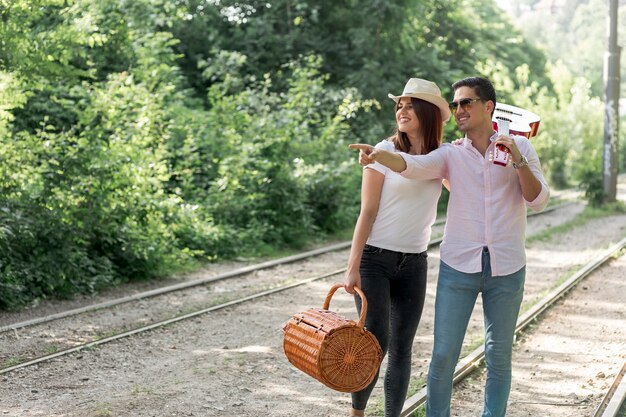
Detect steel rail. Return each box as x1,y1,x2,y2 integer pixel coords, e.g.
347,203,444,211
0,235,446,374
593,361,626,417
0,201,573,334
0,268,346,375
0,241,353,333
400,237,626,416
0,237,442,375
2,231,615,382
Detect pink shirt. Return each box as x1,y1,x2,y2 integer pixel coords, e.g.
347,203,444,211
400,134,550,276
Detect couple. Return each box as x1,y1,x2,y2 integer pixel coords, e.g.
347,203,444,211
343,76,550,417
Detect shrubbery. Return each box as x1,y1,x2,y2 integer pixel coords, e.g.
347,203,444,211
0,0,378,308
0,0,619,309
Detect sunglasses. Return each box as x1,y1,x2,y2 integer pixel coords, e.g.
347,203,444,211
449,98,482,111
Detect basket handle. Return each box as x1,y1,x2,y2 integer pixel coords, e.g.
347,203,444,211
322,283,368,329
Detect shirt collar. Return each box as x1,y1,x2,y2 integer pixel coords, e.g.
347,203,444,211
461,131,498,147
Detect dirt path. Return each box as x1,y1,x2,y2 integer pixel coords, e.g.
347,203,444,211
451,249,626,417
0,183,625,417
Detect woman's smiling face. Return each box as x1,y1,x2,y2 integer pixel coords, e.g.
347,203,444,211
396,97,420,136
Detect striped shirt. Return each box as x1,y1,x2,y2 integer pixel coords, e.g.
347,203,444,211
400,133,549,276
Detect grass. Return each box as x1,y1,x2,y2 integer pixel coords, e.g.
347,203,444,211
366,397,385,416
460,334,485,358
518,264,581,317
527,202,625,243
93,405,114,417
366,397,426,417
94,328,122,340
45,345,60,355
237,226,355,261
408,405,427,416
364,374,429,416
130,384,156,396
407,376,427,398
1,356,24,368
358,200,626,416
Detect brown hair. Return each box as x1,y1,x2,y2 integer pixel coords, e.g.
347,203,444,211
452,76,497,116
390,98,443,154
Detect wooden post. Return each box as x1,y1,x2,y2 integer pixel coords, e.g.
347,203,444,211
603,0,620,202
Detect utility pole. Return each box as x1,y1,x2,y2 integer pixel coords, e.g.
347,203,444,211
603,0,620,202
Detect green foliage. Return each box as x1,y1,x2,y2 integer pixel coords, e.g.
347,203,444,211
0,0,375,308
1,0,605,309
482,53,606,205
507,0,620,98
172,54,372,252
172,0,552,129
504,61,606,204
0,0,203,308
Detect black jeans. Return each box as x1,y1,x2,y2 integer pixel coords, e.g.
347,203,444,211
352,244,428,417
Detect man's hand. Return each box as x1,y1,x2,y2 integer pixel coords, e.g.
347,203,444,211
349,143,408,172
494,135,522,162
349,143,378,166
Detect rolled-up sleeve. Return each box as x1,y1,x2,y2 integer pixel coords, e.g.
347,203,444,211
523,140,550,212
526,182,549,211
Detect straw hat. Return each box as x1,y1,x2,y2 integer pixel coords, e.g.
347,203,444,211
388,78,451,122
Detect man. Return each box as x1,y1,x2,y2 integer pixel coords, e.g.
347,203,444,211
349,76,549,417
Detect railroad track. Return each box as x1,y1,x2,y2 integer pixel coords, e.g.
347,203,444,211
593,362,626,417
2,227,623,416
0,201,590,375
0,197,624,416
400,237,626,417
0,201,576,376
0,200,574,335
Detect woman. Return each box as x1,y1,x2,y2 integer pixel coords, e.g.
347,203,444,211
344,78,450,417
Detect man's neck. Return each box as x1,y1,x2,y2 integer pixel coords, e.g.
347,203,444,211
465,125,496,156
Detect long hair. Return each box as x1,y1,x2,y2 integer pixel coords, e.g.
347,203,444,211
390,98,443,155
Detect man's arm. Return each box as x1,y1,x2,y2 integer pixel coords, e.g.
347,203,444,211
348,144,407,172
348,143,446,180
514,161,542,201
495,136,549,210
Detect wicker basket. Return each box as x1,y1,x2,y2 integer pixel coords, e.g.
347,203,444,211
282,283,383,393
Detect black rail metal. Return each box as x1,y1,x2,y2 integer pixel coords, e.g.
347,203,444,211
0,201,573,334
400,237,626,416
593,361,626,417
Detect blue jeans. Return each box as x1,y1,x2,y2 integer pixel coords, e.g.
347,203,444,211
427,247,525,417
352,244,428,417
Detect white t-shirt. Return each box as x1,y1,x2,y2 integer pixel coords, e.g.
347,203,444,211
366,140,443,253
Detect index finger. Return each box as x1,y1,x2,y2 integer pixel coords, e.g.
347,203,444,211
348,143,372,152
